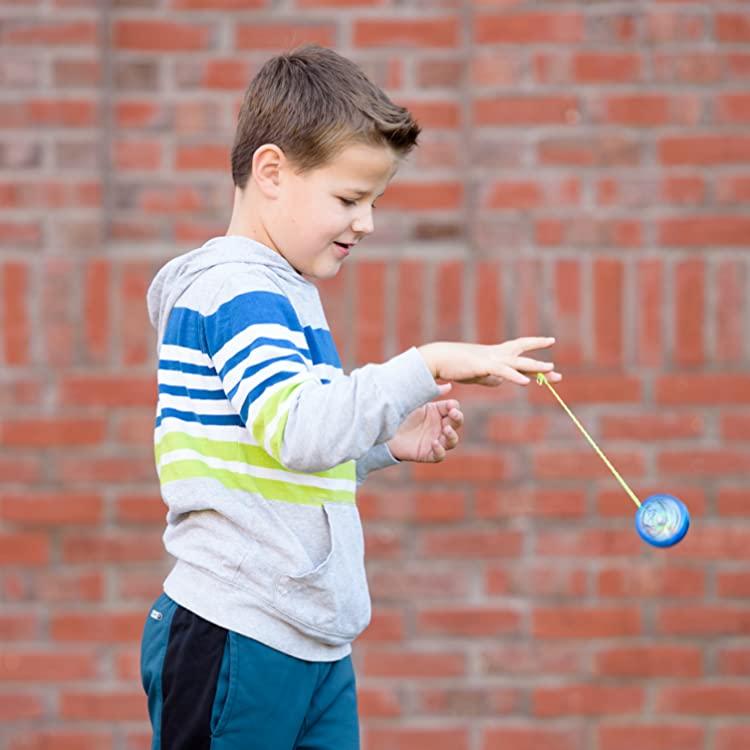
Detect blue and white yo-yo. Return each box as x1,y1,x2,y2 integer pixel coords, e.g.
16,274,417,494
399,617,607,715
535,374,691,549
635,493,690,548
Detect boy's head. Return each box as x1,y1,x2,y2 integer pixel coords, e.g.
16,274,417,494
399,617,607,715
227,44,421,279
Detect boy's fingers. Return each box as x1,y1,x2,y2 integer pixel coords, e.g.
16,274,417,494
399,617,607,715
513,336,556,353
514,357,554,372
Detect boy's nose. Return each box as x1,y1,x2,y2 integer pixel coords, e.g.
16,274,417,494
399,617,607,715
352,207,374,235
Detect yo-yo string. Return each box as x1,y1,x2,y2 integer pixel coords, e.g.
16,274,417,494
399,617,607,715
535,373,641,509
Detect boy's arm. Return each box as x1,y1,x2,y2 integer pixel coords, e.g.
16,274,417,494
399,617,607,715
204,278,440,473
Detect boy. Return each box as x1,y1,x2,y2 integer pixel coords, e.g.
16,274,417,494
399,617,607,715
141,44,561,750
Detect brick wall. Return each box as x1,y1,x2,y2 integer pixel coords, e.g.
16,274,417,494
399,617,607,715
1,1,749,748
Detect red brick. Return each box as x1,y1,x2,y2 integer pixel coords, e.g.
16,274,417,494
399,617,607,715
400,100,459,129
412,451,512,482
359,609,403,643
419,529,522,559
0,418,106,447
83,259,110,361
535,529,641,557
482,645,582,676
172,0,264,7
485,180,542,209
236,24,336,50
475,96,579,126
475,261,504,344
354,18,458,48
718,648,750,674
385,181,463,211
113,140,161,170
362,650,465,678
416,607,521,637
532,451,644,480
533,684,643,717
357,687,401,718
646,11,706,42
598,725,704,750
0,693,43,720
718,488,750,516
0,493,102,525
60,691,147,721
533,606,641,638
717,13,750,42
62,532,163,563
416,686,519,716
369,566,467,602
396,260,426,350
658,606,750,636
656,375,750,404
414,491,466,523
482,727,582,750
597,565,705,598
573,53,641,83
716,260,745,364
594,258,623,365
657,685,750,715
675,259,705,365
367,728,468,750
0,533,49,565
0,650,97,681
60,376,156,406
660,136,750,165
716,727,750,750
3,263,30,364
2,21,97,46
499,564,587,598
659,450,750,477
51,612,145,643
718,572,750,598
476,488,585,519
596,646,703,678
114,21,211,51
175,144,229,171
660,216,750,247
435,260,462,340
653,52,722,84
601,413,703,441
475,13,584,43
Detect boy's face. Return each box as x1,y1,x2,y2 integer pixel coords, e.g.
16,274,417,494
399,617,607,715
267,142,398,279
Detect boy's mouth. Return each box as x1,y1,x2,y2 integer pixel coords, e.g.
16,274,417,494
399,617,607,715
334,242,353,250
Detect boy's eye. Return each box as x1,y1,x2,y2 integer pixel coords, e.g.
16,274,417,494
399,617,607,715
338,197,378,209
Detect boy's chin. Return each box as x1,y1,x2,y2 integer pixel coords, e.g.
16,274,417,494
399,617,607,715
306,260,342,281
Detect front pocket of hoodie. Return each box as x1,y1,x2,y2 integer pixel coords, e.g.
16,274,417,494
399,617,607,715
270,504,371,645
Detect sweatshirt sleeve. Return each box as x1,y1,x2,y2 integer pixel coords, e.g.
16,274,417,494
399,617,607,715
203,280,440,473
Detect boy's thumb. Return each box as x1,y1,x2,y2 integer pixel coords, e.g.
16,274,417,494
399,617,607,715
436,382,453,396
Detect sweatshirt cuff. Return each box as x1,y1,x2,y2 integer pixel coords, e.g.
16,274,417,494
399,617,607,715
376,346,440,421
355,443,400,486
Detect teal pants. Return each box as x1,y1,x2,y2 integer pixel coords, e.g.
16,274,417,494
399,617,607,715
140,593,360,750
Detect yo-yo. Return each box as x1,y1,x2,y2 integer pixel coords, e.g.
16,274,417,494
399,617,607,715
535,373,691,548
635,493,690,548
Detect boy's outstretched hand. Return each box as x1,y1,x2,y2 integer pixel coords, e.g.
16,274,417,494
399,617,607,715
387,384,463,463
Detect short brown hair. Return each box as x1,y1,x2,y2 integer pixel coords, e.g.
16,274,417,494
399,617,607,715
230,44,421,189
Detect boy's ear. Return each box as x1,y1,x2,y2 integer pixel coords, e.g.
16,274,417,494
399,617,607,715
251,143,284,199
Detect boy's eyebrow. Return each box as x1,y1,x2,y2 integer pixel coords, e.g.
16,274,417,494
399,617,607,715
349,188,386,197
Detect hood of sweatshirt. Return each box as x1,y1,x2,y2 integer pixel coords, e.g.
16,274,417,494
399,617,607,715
146,235,311,349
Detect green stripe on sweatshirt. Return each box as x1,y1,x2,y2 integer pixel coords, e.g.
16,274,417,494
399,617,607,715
158,458,355,506
155,431,354,481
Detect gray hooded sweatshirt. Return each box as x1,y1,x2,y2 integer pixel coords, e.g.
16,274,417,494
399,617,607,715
146,235,440,661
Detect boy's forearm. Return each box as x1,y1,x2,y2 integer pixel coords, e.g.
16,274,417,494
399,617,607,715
279,347,439,473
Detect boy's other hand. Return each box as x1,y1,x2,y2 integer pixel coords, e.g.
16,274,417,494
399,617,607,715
387,384,463,463
418,337,562,387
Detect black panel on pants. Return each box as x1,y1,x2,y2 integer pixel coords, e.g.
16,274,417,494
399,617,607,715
162,604,228,749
